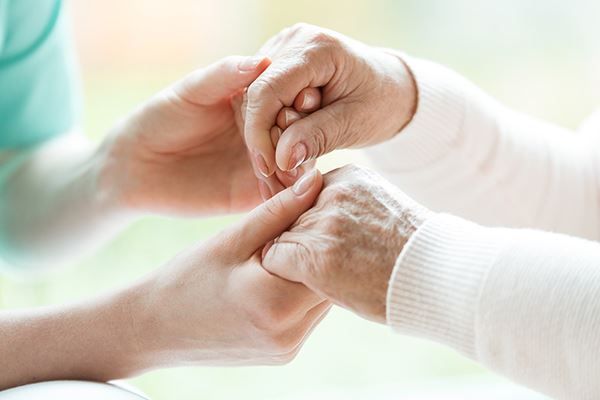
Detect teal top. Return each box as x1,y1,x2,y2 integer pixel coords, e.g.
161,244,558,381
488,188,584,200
0,0,80,149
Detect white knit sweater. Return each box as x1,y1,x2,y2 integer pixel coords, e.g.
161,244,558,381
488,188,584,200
366,56,600,399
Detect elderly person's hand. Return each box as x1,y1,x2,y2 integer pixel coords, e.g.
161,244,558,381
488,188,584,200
244,23,417,177
261,165,430,323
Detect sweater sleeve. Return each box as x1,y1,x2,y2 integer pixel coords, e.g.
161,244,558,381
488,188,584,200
388,213,600,399
365,54,600,241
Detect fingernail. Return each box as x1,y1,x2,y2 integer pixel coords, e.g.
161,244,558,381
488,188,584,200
288,142,307,171
285,167,299,179
292,168,317,195
261,240,274,260
239,56,264,72
302,92,318,110
270,126,282,147
254,152,271,177
258,180,272,200
285,109,301,126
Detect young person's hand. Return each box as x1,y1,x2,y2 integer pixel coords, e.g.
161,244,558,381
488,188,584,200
0,168,329,390
0,55,322,268
128,168,329,368
98,55,304,217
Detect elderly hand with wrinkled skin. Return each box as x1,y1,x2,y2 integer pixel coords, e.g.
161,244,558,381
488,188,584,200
261,165,431,323
244,23,417,179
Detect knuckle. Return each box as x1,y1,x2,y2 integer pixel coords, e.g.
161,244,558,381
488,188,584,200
321,212,348,238
290,22,310,33
274,351,297,365
250,306,287,337
309,31,337,46
253,316,303,357
340,163,364,174
247,77,277,103
268,333,299,356
323,183,355,205
250,296,298,334
221,54,241,68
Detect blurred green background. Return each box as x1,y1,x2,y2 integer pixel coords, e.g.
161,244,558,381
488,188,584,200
1,0,598,398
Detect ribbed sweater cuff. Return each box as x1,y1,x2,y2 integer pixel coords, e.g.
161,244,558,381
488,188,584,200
366,53,467,171
386,213,503,358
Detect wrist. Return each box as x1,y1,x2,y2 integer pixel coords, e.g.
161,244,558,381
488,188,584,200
374,201,431,322
365,203,430,324
378,48,418,137
94,123,145,220
111,277,165,375
120,271,188,371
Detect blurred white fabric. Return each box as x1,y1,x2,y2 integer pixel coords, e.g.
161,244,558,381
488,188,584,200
0,380,149,400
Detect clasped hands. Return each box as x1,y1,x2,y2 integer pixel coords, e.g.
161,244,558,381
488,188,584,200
100,23,427,372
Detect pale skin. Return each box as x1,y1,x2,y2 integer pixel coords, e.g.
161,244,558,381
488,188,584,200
0,22,421,390
0,54,319,267
0,166,329,390
0,56,330,390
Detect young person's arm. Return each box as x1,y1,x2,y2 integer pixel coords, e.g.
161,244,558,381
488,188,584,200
1,171,329,391
0,53,292,269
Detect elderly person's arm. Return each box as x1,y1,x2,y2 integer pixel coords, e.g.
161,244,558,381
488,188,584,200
244,23,600,240
1,171,329,391
365,54,599,239
263,165,600,400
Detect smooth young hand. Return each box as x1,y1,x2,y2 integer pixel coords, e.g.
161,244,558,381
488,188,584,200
127,169,329,368
0,169,330,390
98,55,290,217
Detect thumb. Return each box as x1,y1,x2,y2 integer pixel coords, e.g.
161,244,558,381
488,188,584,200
231,168,323,255
261,240,306,284
275,103,347,171
173,55,270,105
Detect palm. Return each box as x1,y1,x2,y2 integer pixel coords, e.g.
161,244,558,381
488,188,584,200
122,90,262,216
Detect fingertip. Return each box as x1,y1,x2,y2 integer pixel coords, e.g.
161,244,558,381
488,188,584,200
265,174,286,197
294,87,321,113
258,180,272,201
270,126,283,147
275,141,293,172
238,55,271,74
276,164,302,188
244,115,277,178
292,167,322,197
277,107,303,130
261,240,274,261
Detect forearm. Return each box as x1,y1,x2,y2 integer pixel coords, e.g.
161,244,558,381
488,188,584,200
366,54,599,240
0,285,143,390
0,133,134,268
389,213,600,399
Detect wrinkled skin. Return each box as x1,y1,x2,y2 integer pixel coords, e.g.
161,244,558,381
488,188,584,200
244,23,417,177
262,165,430,323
